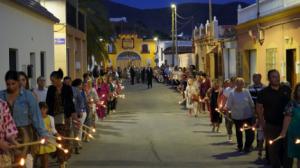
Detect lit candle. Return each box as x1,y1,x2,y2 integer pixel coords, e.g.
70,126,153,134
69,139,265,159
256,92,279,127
10,139,46,149
269,136,284,145
295,139,300,144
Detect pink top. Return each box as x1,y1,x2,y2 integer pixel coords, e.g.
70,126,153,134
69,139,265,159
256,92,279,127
0,99,18,153
96,83,110,103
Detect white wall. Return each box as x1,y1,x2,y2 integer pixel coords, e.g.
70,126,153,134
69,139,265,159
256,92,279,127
223,40,237,79
0,2,55,89
238,0,300,24
178,53,195,68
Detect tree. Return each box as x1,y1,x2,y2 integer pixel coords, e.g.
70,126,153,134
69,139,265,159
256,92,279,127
79,0,114,63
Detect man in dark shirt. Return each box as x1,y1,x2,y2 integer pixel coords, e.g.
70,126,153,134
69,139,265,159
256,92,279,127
257,69,293,168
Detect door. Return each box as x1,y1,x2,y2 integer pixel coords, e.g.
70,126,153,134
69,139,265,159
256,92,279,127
244,50,256,84
286,49,296,88
30,52,36,88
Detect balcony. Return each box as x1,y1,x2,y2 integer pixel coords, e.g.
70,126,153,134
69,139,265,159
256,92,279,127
238,0,300,24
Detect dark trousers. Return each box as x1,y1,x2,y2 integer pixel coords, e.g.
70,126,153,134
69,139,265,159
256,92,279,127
265,123,293,168
131,76,135,85
233,118,255,150
148,79,152,88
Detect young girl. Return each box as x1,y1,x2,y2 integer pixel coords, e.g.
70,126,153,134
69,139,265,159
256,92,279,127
185,78,199,116
37,102,57,168
280,83,300,168
96,77,109,120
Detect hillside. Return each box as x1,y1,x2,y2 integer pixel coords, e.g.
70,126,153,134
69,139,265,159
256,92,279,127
99,0,250,37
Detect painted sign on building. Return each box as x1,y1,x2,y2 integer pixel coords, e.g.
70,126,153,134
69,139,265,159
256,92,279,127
54,38,66,45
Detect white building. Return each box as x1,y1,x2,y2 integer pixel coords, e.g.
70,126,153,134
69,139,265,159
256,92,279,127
0,0,59,89
156,40,193,67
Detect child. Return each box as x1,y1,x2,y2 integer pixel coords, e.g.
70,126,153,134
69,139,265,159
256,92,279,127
37,102,57,168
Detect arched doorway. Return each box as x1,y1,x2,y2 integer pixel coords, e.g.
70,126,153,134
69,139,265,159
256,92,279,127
117,51,141,69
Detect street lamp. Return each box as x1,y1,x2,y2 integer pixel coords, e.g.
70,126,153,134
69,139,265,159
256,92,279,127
171,3,176,9
153,37,158,41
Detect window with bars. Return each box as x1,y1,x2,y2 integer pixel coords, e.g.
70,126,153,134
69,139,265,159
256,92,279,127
266,48,277,72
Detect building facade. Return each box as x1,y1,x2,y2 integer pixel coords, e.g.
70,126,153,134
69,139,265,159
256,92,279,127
0,0,59,89
156,40,193,67
40,0,87,79
237,0,300,86
108,34,156,69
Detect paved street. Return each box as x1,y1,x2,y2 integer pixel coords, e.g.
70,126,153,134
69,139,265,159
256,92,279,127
69,82,268,168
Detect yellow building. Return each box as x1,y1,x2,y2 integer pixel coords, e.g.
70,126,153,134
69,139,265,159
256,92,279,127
108,34,156,69
40,0,87,79
237,1,300,87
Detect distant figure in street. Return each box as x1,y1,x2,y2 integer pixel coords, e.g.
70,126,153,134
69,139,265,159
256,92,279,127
130,66,135,85
141,67,146,83
146,66,153,88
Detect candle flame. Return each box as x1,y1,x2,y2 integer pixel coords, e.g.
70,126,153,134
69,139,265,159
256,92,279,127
102,94,105,98
57,136,62,141
75,137,80,141
40,138,46,144
244,123,248,127
64,149,69,154
296,139,300,144
19,158,26,166
58,144,62,148
92,128,96,133
252,127,256,131
269,140,273,145
240,128,244,132
88,134,94,139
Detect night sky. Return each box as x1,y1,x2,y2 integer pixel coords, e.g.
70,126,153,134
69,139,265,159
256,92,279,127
111,0,256,9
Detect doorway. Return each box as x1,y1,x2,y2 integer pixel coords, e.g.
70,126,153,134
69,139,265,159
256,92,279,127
245,50,257,84
286,49,296,88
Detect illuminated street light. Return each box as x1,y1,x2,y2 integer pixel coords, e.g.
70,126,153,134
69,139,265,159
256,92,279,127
153,37,158,41
171,3,176,9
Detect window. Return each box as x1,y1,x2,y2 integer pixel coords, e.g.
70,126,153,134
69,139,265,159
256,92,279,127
40,52,46,77
9,48,18,71
78,11,85,32
266,48,277,72
66,1,76,28
141,44,149,53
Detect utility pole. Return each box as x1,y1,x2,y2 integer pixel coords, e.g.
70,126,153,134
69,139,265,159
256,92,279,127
171,4,176,66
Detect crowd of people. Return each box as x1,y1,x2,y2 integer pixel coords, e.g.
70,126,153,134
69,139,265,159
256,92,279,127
159,64,299,168
0,66,124,168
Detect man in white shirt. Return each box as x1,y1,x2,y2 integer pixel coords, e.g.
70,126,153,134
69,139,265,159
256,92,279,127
33,76,48,102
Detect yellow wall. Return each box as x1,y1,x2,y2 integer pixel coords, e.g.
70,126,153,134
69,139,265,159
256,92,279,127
108,34,156,68
237,10,300,86
54,24,67,74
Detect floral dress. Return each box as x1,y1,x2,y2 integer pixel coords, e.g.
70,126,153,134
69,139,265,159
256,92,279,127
0,99,18,166
284,100,300,159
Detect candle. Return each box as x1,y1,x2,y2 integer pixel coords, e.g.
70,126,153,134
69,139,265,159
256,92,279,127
10,139,46,149
295,139,300,144
269,136,284,145
2,158,26,168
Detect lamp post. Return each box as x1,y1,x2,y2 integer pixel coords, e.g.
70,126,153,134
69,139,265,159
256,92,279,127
171,3,177,66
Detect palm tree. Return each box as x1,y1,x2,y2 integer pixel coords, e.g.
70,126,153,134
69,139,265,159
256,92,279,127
79,0,114,63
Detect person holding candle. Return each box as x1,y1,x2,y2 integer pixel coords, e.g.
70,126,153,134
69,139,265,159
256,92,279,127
0,70,48,164
280,83,300,168
46,69,76,168
108,76,117,114
226,78,255,153
199,73,211,113
37,102,57,168
185,78,199,116
257,69,293,167
0,98,18,167
71,79,86,154
96,77,109,120
83,80,99,142
207,80,222,132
